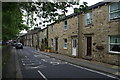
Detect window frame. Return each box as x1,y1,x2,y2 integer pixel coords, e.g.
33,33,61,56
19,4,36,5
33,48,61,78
51,39,53,47
109,2,120,20
64,20,67,31
51,25,53,32
85,12,92,25
108,36,120,54
63,39,67,49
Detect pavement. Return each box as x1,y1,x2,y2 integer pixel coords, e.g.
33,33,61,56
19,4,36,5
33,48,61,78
2,45,16,79
0,45,2,80
38,50,120,78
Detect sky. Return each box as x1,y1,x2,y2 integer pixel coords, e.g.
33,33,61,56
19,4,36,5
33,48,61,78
81,0,103,6
20,0,103,33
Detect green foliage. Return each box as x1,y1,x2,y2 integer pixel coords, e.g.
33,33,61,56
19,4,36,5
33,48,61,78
2,2,29,41
20,2,88,26
45,46,51,50
2,2,88,41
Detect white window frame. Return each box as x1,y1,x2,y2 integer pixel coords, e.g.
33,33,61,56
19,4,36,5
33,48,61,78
64,21,67,31
63,39,67,49
109,2,120,20
108,36,120,54
85,12,92,25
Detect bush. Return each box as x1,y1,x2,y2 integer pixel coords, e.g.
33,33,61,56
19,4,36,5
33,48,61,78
45,46,51,50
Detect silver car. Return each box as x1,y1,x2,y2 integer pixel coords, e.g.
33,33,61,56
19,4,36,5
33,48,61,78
16,43,23,49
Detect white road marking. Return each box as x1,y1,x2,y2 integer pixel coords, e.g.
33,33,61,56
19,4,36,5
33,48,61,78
50,62,60,65
51,58,55,60
41,59,47,62
38,70,47,80
23,63,25,65
22,62,41,66
25,65,46,70
68,63,119,79
20,49,22,52
45,56,50,58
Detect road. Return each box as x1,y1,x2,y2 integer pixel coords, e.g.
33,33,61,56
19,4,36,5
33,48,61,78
15,46,119,80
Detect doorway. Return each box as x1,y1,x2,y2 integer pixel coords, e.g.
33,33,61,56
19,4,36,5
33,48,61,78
55,38,58,52
72,39,77,56
86,37,92,56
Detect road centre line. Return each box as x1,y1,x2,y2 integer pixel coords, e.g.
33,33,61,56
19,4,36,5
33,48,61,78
68,63,119,80
38,70,47,80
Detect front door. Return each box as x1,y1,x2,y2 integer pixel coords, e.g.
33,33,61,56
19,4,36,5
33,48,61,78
55,38,58,52
72,39,77,56
86,37,92,56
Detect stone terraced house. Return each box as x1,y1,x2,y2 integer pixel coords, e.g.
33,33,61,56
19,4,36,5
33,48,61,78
23,28,40,47
21,27,48,50
48,2,120,65
20,2,120,66
48,13,79,56
79,2,120,65
37,27,48,50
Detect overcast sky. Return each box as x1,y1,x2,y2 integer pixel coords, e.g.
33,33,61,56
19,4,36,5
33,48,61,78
20,0,103,33
81,0,103,6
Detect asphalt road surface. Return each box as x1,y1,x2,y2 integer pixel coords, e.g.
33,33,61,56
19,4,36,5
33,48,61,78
16,46,119,80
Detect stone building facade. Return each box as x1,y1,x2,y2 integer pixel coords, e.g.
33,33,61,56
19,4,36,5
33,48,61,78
48,14,79,56
22,28,40,47
37,27,48,50
21,27,48,50
79,2,120,65
20,2,120,65
48,2,120,65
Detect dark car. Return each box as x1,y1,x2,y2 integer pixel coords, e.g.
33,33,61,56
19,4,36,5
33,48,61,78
11,40,17,46
16,43,23,49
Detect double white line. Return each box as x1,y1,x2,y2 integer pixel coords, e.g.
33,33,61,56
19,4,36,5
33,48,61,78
68,63,119,80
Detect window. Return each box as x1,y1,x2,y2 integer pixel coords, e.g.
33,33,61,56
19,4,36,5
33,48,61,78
109,36,120,53
64,21,67,31
109,2,120,20
51,25,53,32
85,12,92,25
64,39,67,49
51,39,53,47
72,39,76,48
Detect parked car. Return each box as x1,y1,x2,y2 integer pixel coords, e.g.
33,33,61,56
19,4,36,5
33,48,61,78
11,40,17,46
15,43,23,49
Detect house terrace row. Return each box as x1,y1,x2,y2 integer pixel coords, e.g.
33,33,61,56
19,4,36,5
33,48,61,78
20,2,120,66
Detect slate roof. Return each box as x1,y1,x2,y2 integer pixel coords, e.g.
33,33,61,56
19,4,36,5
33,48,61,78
48,2,110,26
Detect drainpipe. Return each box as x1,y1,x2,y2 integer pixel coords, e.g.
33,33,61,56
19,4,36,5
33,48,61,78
77,13,80,58
74,8,80,58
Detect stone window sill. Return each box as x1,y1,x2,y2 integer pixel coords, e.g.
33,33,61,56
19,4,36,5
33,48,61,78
85,24,94,27
108,51,120,55
108,19,120,23
63,48,67,50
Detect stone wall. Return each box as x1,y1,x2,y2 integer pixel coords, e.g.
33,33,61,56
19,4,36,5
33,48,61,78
38,28,47,50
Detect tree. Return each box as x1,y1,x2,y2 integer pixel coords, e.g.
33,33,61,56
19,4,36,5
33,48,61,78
2,2,29,41
20,2,88,26
2,1,88,41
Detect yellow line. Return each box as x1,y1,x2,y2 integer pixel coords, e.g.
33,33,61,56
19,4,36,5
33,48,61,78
112,66,120,69
114,72,120,75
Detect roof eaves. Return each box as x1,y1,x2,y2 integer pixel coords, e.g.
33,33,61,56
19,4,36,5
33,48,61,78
89,2,109,9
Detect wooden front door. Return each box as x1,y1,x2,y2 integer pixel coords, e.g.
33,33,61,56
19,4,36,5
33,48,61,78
55,38,58,52
86,37,92,56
